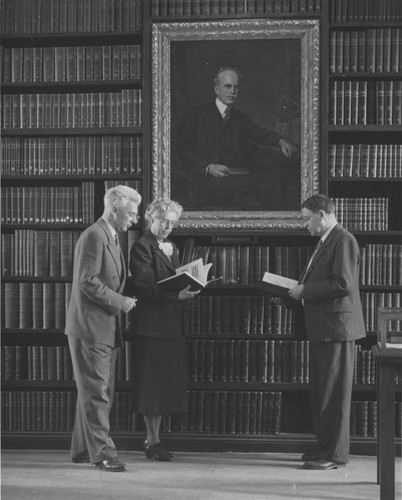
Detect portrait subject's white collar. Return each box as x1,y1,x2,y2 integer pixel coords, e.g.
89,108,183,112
215,98,228,118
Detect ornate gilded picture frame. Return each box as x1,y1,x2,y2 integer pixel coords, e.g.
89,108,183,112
152,19,320,230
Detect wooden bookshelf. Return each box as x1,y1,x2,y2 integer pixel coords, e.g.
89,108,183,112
1,0,401,455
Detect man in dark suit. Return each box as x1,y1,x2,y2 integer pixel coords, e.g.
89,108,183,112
175,66,297,210
289,194,366,470
65,185,141,472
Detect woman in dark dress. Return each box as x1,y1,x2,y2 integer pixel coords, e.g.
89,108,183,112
129,198,198,461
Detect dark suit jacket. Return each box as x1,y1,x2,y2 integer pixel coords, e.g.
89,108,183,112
129,230,183,339
301,223,366,342
177,101,282,177
65,218,127,347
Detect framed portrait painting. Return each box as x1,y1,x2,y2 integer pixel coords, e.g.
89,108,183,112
152,19,320,230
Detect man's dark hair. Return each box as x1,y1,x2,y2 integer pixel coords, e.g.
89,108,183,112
301,194,335,214
214,66,242,85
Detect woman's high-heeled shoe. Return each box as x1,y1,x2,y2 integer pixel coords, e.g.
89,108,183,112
143,440,174,461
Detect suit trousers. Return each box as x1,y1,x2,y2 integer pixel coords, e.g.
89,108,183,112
309,340,355,464
68,336,119,464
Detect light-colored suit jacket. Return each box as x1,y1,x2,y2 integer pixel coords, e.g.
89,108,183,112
301,223,366,342
65,218,127,347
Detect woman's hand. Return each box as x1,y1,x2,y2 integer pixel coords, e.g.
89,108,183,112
123,296,137,312
178,285,201,300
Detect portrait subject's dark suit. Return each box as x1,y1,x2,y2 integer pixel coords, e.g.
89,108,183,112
300,223,366,463
65,218,127,463
175,102,292,210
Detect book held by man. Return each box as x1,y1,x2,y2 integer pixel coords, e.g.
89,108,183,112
259,271,298,299
157,258,221,292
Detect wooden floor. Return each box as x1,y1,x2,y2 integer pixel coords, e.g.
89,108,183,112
2,450,401,499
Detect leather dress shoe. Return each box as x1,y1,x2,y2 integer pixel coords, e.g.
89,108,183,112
303,459,341,470
95,457,127,472
301,453,321,462
71,452,90,463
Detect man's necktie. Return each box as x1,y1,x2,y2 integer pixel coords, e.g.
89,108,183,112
300,239,323,284
114,234,119,246
223,107,231,124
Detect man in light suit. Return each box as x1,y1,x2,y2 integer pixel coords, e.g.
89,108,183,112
289,194,366,470
65,185,141,472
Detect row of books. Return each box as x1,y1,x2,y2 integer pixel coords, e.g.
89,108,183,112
360,292,401,333
0,0,143,35
0,389,282,435
2,345,74,382
151,0,320,16
352,345,376,385
2,90,143,129
1,281,143,330
3,233,400,286
187,340,310,384
329,81,402,125
1,342,136,382
3,339,385,387
181,243,302,284
329,29,402,74
1,136,143,177
329,144,402,178
2,45,142,83
1,184,95,225
2,282,72,329
360,244,402,286
1,390,77,432
330,0,402,23
3,277,400,335
183,390,282,435
333,198,388,231
183,296,296,336
351,400,377,437
350,401,402,438
3,388,402,437
1,228,141,278
1,339,307,385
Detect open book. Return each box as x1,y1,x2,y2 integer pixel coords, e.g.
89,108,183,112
157,258,222,292
259,271,298,299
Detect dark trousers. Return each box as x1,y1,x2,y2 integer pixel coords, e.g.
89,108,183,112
68,336,119,464
309,340,355,463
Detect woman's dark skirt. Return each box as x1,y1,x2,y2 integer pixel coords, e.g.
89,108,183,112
132,335,188,415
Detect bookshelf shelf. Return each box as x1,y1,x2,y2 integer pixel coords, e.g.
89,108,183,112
329,22,402,29
328,125,402,132
1,81,142,93
1,380,386,392
330,178,402,183
329,73,402,80
2,175,143,181
0,32,143,47
1,277,72,284
3,431,397,457
185,334,297,340
187,381,395,392
2,127,143,137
